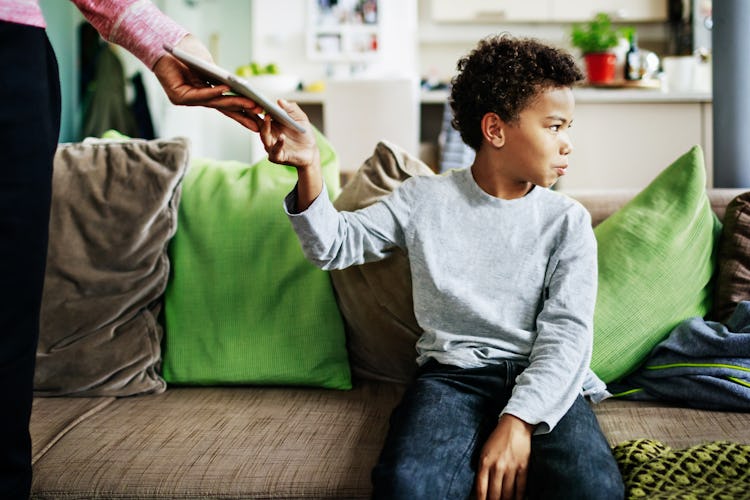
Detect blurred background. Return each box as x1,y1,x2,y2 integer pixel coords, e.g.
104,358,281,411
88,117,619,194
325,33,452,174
41,0,716,190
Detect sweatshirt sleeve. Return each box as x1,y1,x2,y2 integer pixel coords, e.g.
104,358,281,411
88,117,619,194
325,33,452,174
71,0,188,69
501,205,598,434
283,182,413,271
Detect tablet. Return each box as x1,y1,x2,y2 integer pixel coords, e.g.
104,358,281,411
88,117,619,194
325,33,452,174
164,44,306,133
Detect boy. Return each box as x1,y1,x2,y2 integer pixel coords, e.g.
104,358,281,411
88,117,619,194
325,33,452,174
254,35,623,500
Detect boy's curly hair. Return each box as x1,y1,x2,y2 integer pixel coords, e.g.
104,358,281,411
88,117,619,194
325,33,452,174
450,34,583,151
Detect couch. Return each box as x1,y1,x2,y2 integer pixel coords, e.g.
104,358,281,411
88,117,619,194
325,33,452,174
29,135,750,499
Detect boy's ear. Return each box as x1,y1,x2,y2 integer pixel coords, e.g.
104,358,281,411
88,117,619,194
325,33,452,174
481,112,505,148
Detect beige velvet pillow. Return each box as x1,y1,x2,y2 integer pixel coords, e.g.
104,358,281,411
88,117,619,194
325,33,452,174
331,141,435,383
711,191,750,324
34,137,189,396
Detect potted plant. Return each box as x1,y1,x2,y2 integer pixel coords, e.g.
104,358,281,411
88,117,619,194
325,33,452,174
571,13,626,84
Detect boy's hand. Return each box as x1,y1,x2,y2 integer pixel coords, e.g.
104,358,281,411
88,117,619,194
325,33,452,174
259,100,318,171
475,414,533,500
259,99,322,212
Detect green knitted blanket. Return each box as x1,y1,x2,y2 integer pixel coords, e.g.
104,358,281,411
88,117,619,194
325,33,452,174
613,439,750,499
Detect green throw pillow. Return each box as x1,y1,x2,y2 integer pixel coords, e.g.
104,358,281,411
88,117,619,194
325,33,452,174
162,130,352,389
592,145,721,383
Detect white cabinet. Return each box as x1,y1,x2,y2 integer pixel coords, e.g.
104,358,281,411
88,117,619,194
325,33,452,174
429,0,667,23
556,100,713,191
307,0,381,62
430,0,552,23
323,79,420,172
550,0,668,22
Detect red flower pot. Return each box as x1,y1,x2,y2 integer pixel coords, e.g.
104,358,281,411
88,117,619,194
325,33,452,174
584,52,617,84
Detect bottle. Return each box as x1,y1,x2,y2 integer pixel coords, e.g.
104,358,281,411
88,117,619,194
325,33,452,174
624,31,642,81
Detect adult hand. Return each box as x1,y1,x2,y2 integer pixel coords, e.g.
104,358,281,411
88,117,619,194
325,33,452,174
475,414,533,500
152,34,263,131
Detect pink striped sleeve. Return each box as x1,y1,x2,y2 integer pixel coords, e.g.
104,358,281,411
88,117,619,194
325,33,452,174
0,0,46,28
71,0,188,69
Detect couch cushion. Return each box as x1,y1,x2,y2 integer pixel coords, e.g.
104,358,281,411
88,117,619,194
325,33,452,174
30,396,115,465
706,189,749,223
711,192,750,323
591,146,721,383
35,137,189,396
593,399,750,449
30,387,750,499
30,383,405,499
331,141,435,384
162,129,351,390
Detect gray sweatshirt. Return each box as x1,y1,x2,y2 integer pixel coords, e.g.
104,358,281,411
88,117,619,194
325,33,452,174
285,167,600,433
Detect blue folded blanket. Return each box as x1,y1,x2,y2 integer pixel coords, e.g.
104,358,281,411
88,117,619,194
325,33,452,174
608,301,750,411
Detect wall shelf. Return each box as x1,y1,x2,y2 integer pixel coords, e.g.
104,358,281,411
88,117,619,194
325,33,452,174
307,0,381,63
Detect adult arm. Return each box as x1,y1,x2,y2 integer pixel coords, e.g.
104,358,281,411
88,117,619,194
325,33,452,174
71,0,262,127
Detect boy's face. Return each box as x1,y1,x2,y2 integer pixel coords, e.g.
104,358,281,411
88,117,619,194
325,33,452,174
500,86,575,188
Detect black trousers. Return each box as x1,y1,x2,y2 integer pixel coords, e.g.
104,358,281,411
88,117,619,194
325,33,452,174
0,21,61,499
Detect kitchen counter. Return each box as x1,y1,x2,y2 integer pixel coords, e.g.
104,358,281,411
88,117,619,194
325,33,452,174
285,87,712,105
572,87,711,103
418,87,712,104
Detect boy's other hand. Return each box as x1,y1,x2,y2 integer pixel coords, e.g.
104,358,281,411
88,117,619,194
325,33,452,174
475,414,533,500
153,34,264,129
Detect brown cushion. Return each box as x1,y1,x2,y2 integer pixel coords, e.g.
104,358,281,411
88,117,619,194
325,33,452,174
34,137,189,396
711,191,750,323
331,141,434,383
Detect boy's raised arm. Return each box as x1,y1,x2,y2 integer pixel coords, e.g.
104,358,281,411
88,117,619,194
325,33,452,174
258,100,323,212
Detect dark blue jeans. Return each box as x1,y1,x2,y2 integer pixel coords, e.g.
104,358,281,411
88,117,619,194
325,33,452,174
0,21,60,500
372,361,624,500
